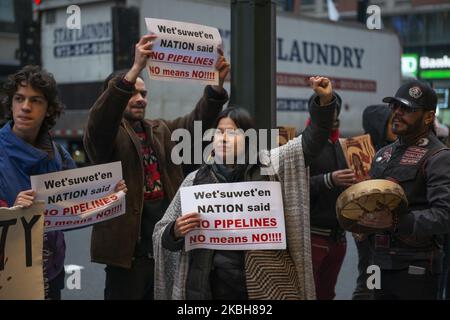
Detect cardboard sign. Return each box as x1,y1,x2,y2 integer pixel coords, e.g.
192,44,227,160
0,202,45,300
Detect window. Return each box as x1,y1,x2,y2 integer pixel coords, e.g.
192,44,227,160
387,12,450,46
45,10,56,25
427,11,450,44
0,0,14,23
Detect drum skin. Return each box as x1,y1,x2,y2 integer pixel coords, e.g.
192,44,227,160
336,179,408,233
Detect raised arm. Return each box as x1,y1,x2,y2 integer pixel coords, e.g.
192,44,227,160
164,48,230,134
301,76,337,166
268,77,336,177
83,35,156,163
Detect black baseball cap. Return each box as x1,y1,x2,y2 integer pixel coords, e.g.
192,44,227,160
382,80,437,111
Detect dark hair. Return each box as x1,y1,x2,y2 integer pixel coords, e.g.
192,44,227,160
212,106,258,164
2,65,63,130
213,106,256,131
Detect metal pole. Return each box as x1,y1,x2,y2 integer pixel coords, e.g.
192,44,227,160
230,0,277,130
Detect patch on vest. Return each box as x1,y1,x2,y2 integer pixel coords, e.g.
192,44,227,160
400,146,427,165
376,147,393,163
416,138,429,147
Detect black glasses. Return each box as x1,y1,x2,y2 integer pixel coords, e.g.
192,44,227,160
389,102,421,114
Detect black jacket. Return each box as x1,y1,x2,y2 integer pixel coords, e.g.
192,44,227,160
309,139,348,230
369,133,450,271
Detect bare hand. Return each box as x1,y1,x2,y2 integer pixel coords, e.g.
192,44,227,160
212,47,230,92
309,76,333,106
332,169,356,187
357,209,393,230
125,34,158,83
14,190,35,208
174,212,201,239
114,180,128,194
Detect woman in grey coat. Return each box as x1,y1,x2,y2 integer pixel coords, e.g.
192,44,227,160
153,77,338,300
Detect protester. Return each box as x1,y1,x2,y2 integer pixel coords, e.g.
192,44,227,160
0,65,127,300
307,92,355,300
153,76,338,300
357,80,450,299
0,65,77,299
83,34,230,300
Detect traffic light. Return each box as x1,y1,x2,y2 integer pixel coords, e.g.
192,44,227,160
19,21,41,66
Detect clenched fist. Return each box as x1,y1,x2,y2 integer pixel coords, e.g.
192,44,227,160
309,76,333,106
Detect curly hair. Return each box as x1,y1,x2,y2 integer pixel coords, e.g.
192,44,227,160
2,65,64,130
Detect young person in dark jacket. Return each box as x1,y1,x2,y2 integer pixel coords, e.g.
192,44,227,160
83,34,230,300
308,92,356,300
352,104,397,300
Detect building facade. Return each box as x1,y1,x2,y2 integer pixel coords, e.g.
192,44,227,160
292,0,450,124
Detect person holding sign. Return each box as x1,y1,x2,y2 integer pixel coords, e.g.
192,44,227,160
0,65,77,300
83,34,230,300
0,66,128,300
153,76,338,300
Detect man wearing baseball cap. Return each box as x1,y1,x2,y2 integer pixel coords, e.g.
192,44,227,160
356,80,450,299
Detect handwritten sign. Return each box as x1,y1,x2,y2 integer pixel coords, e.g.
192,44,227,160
0,203,45,300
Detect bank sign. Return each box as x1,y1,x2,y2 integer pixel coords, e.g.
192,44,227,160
41,2,113,83
402,53,450,80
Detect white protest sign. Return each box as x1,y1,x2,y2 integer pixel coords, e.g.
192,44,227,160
30,162,125,231
145,18,222,85
0,202,45,300
180,181,286,251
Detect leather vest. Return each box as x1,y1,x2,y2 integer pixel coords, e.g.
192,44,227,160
370,133,446,249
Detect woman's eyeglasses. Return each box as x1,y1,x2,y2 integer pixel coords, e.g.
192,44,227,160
214,128,243,138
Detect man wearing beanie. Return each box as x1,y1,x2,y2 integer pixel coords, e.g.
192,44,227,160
356,80,450,299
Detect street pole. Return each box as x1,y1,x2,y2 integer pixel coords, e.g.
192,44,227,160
230,0,277,131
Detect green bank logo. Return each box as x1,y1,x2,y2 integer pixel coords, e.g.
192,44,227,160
401,54,418,78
